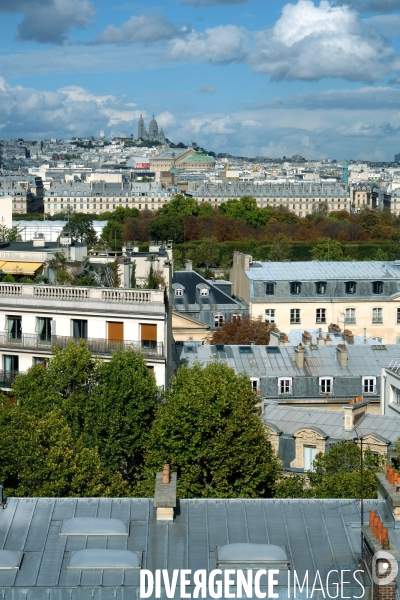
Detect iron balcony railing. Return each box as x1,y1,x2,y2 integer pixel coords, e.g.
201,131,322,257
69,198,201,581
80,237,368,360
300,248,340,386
0,334,164,357
0,370,23,386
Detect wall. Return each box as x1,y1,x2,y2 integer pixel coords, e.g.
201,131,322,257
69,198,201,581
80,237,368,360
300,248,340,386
0,196,12,228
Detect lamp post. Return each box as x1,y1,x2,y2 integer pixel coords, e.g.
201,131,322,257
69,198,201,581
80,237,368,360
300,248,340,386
353,429,364,559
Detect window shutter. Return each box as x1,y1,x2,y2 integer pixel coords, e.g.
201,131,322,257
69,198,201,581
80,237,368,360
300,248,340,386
141,324,157,341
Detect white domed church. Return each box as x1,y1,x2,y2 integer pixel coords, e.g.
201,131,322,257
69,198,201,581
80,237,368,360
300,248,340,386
137,114,166,144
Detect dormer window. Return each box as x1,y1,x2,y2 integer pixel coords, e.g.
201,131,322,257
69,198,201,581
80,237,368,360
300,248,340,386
265,282,275,295
290,281,301,295
175,288,183,297
345,281,356,294
372,281,383,294
200,288,209,297
315,281,327,295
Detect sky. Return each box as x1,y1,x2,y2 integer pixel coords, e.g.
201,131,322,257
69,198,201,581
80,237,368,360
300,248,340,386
1,0,400,160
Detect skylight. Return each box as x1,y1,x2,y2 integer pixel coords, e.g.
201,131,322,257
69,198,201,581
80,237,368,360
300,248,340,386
68,549,141,569
239,346,253,354
217,543,287,562
0,550,22,570
60,517,128,536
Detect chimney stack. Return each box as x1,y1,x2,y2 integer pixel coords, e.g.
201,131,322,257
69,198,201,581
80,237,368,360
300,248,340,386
185,260,192,272
343,396,367,429
154,464,177,522
317,331,325,346
325,334,332,346
328,323,341,334
302,331,312,346
294,344,304,369
342,329,354,345
336,344,348,367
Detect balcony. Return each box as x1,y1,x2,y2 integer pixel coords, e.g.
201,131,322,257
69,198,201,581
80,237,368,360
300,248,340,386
0,334,164,358
0,283,164,304
0,370,24,387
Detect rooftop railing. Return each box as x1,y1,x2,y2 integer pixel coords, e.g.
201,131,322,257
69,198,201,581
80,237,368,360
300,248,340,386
0,334,164,357
0,283,164,303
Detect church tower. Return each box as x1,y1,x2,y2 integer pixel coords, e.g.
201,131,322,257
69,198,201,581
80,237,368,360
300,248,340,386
148,114,159,140
138,114,148,140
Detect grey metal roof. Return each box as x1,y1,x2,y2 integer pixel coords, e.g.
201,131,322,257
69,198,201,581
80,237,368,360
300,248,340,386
0,496,392,595
271,329,376,347
245,260,400,282
262,403,400,443
176,343,400,379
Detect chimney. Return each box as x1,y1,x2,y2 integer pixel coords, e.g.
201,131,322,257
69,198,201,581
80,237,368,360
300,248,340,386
325,334,332,346
185,260,193,272
294,344,304,369
154,464,177,522
342,329,354,345
336,344,348,367
279,332,290,346
343,396,367,429
361,505,399,600
302,331,312,346
328,323,341,334
317,331,325,346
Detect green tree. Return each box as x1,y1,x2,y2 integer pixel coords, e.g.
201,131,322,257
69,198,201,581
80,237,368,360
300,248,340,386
161,195,198,217
63,214,97,245
138,362,281,498
2,274,15,282
275,440,385,499
146,264,156,289
359,211,380,234
130,260,137,288
311,237,344,261
148,213,184,243
196,237,220,267
219,196,269,228
269,233,292,261
374,247,389,260
0,395,129,498
84,349,158,483
0,224,22,242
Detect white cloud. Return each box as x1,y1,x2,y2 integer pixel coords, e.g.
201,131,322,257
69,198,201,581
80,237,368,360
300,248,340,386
0,0,95,44
168,25,247,64
197,85,218,94
333,0,400,12
251,0,395,82
97,13,181,44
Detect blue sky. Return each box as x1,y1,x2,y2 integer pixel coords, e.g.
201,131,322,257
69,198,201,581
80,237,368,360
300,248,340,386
1,0,400,159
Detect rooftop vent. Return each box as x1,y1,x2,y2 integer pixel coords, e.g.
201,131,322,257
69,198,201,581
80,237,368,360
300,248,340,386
60,517,128,536
0,550,22,570
216,543,289,570
68,549,141,570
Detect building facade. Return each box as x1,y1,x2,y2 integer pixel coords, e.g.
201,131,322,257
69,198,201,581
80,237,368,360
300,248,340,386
0,283,169,389
231,252,400,344
187,182,349,216
44,181,170,215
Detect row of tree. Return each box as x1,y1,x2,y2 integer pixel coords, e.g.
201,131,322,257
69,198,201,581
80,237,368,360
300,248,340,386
1,341,397,500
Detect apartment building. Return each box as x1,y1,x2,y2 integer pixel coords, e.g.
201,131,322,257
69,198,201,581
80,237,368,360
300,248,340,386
0,177,43,214
187,182,349,216
43,181,170,215
0,283,170,389
231,252,400,344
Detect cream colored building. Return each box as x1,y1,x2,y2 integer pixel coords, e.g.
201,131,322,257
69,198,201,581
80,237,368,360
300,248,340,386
231,252,400,344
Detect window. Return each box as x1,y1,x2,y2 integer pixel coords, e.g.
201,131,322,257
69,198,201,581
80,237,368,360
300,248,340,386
363,377,376,394
345,281,357,294
265,282,275,295
200,288,209,297
290,309,301,324
141,323,157,351
390,384,400,405
251,378,260,396
33,357,48,366
304,446,317,471
319,377,333,394
37,317,52,342
372,308,383,324
4,354,18,376
214,314,224,328
265,309,275,324
278,378,292,394
315,281,327,295
345,308,356,324
316,308,326,324
7,316,22,340
290,281,301,295
175,288,183,297
232,314,241,322
72,319,87,339
372,281,383,294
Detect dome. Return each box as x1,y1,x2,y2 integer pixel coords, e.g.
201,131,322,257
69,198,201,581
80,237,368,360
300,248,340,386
149,114,159,138
183,150,215,164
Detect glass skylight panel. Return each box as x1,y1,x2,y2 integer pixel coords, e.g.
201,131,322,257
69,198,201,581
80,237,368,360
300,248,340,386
60,517,128,536
68,549,141,569
217,543,287,562
0,550,22,569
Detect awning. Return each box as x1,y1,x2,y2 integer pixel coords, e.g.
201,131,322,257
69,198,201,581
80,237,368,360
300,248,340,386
0,261,43,275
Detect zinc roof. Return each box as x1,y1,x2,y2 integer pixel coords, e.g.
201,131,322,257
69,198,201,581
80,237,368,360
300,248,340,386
0,496,389,595
245,260,400,282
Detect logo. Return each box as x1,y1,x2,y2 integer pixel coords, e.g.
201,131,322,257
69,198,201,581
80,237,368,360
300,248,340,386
372,551,398,586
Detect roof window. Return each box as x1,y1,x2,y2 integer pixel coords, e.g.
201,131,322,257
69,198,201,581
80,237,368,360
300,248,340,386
60,517,128,536
0,551,22,570
68,549,141,569
216,543,289,569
